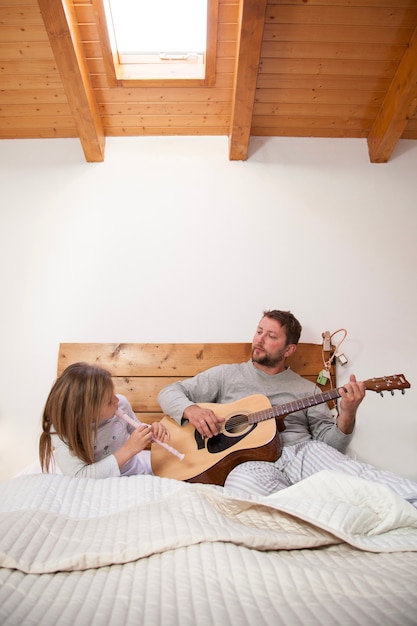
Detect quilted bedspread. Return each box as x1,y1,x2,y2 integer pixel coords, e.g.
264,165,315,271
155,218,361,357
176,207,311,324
1,470,417,626
1,469,417,574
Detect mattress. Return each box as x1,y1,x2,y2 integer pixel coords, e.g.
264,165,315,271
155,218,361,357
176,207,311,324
1,470,417,625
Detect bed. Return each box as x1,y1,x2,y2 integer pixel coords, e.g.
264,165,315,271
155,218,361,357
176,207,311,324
1,342,417,626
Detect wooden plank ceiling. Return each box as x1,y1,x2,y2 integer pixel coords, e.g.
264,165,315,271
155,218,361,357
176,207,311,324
1,0,417,163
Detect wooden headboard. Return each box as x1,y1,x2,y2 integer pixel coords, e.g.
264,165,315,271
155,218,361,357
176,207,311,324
58,343,336,425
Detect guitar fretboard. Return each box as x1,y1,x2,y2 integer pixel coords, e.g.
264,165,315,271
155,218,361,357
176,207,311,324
246,374,410,424
248,389,340,424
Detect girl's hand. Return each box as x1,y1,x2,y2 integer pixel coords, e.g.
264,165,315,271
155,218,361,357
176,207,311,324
128,424,154,451
151,421,170,441
114,424,153,469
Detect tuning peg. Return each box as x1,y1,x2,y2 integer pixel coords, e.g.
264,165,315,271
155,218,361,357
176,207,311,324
402,389,406,394
379,392,384,397
391,390,394,395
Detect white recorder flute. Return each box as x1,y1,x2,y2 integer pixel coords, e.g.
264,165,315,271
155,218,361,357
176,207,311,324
115,408,184,461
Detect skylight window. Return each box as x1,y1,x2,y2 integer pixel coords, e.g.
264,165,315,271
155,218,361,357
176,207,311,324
98,0,218,85
109,0,207,55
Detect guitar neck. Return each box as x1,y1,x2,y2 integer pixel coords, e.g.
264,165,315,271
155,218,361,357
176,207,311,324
246,373,410,424
248,388,341,424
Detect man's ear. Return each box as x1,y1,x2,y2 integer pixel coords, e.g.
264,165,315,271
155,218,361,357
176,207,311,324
284,344,297,358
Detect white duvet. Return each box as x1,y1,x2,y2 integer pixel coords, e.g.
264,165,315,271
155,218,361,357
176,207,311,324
1,469,417,574
1,470,417,626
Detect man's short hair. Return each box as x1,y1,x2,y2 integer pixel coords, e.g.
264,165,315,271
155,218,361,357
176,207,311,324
262,310,302,345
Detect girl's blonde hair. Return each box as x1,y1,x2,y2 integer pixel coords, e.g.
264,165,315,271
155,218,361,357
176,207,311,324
39,362,114,472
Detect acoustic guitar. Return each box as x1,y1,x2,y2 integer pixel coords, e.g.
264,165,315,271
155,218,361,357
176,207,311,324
151,374,410,486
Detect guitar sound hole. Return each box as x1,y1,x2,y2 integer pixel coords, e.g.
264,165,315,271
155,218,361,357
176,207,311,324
225,413,250,434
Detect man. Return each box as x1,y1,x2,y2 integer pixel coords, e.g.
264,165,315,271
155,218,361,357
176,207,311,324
158,310,417,506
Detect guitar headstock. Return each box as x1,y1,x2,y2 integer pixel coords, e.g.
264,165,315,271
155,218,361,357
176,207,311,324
364,374,411,395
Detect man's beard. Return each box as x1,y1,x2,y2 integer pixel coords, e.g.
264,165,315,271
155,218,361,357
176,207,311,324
251,346,287,368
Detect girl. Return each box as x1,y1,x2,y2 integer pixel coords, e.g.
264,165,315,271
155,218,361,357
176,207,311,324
39,362,169,478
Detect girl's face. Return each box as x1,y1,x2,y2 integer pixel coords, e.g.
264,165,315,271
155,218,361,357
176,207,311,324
98,387,119,422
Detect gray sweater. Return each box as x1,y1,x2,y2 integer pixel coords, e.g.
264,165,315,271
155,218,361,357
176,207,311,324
158,360,351,452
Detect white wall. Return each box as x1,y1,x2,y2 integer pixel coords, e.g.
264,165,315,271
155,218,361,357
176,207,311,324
0,135,416,482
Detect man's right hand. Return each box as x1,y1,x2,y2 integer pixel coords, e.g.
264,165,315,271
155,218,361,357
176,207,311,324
183,404,224,438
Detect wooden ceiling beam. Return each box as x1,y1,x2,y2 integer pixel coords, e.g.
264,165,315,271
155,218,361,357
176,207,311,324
367,26,417,163
38,0,105,162
228,0,268,161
